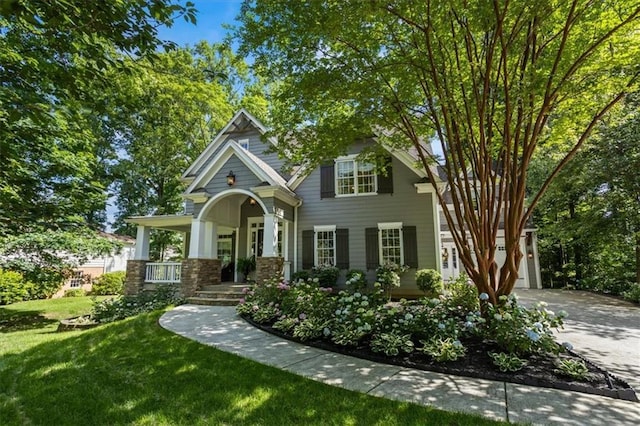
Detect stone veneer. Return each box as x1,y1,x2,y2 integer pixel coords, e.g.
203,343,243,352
124,260,148,295
181,258,221,297
256,257,284,284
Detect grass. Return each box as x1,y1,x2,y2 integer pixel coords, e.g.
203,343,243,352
0,298,507,425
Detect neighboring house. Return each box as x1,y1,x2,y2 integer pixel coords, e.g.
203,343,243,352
124,109,540,298
54,233,136,297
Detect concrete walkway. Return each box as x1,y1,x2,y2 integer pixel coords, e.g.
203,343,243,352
159,298,639,425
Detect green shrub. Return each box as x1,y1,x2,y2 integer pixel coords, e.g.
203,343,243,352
91,285,184,323
370,332,414,356
291,270,310,282
236,257,256,282
376,263,408,299
419,338,466,362
91,271,126,295
0,269,33,305
310,265,339,287
623,285,640,304
64,289,86,297
415,269,443,296
345,269,368,291
445,273,479,313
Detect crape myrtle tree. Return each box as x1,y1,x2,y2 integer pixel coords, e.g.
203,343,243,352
237,0,640,304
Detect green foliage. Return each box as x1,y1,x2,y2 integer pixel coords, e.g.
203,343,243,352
345,269,368,291
310,264,339,287
236,257,256,282
419,338,466,362
415,269,443,296
238,0,640,299
370,332,415,356
91,271,126,295
376,263,408,299
481,294,566,356
91,286,183,323
0,269,33,305
291,270,310,282
64,289,86,298
555,359,590,381
489,352,526,372
0,229,121,299
292,317,328,341
623,285,640,304
444,273,480,313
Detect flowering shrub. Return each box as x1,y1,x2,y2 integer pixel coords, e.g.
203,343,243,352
91,285,184,323
415,269,443,296
480,293,566,355
237,275,572,370
310,265,340,287
345,269,368,291
444,273,479,313
376,263,409,299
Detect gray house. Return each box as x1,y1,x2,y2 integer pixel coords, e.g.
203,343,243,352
124,109,540,299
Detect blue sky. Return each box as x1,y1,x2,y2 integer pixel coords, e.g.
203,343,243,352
158,0,243,47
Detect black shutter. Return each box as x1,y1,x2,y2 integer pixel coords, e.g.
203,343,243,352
320,164,335,198
302,230,314,269
403,226,418,268
377,156,393,194
365,227,379,270
335,228,349,269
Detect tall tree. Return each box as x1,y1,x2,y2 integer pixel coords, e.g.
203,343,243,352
238,0,640,303
0,0,196,234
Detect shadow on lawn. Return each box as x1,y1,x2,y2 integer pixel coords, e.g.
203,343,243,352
0,307,57,333
0,312,498,426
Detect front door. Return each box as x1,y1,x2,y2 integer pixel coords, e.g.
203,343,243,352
218,234,234,282
247,219,285,258
441,242,460,282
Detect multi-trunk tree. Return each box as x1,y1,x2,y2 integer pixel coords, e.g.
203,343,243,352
238,0,640,303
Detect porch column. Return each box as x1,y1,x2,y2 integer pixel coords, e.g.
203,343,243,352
188,219,215,259
206,221,218,259
262,213,278,257
134,225,151,260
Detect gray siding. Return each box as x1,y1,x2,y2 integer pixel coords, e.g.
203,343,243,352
295,154,437,290
204,156,263,194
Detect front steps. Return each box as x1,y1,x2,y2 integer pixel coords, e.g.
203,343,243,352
187,283,247,306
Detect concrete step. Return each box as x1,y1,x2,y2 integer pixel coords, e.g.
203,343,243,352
200,284,247,292
187,297,240,306
194,290,244,300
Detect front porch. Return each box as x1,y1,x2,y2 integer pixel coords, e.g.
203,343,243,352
124,187,298,299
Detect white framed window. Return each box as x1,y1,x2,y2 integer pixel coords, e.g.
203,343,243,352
314,225,336,266
246,218,285,257
69,271,85,288
378,222,403,265
335,156,377,196
239,138,249,150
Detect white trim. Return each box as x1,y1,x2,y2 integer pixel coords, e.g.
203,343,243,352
334,156,378,197
313,225,336,267
377,222,404,265
182,109,273,180
197,189,268,221
432,193,443,272
239,138,249,150
251,185,300,207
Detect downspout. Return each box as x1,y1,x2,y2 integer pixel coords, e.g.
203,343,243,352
293,199,303,274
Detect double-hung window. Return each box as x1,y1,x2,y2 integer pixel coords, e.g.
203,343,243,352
335,156,376,196
314,225,336,266
378,222,403,265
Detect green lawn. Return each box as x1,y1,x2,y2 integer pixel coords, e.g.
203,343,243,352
0,297,507,425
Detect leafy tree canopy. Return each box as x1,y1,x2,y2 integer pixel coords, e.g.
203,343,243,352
237,0,640,302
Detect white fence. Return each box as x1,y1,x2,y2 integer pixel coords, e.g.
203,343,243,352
145,262,182,283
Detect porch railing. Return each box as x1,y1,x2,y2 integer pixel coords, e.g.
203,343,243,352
145,262,182,283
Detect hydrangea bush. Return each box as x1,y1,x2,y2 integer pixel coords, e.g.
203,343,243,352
91,285,184,323
237,276,568,370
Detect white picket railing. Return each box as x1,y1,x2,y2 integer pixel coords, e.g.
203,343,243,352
145,262,182,283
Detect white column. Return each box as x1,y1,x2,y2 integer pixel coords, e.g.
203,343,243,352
432,193,443,272
206,222,218,259
189,219,206,259
134,225,151,260
532,233,542,289
262,213,278,257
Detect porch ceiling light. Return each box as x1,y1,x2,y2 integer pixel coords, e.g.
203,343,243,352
227,170,236,186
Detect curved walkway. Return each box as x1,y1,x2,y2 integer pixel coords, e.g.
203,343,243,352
159,291,640,426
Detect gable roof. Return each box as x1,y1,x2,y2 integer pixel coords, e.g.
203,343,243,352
182,108,276,182
184,140,288,195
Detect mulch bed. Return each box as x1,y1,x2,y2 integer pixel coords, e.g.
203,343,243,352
241,315,638,402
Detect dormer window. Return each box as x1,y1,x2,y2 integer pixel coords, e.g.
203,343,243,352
335,156,377,196
239,138,249,150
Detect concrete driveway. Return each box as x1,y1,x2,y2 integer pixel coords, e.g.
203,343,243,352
515,289,640,390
